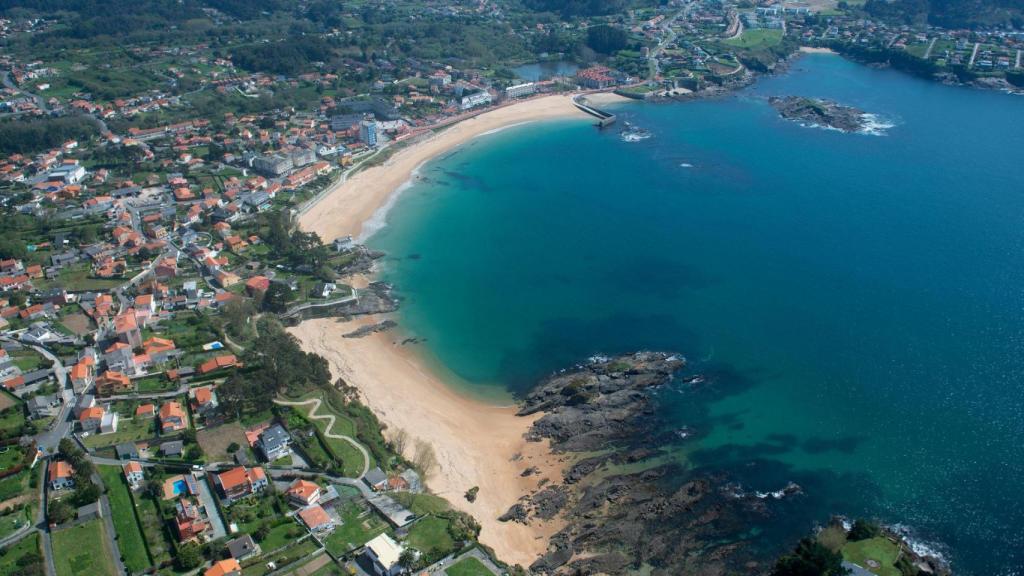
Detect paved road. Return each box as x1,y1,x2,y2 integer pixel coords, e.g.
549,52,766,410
1016,49,1022,69
969,42,981,67
272,398,370,478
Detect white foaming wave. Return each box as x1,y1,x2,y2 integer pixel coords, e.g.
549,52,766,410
680,162,694,168
889,523,950,565
859,113,896,136
478,120,536,137
357,162,425,243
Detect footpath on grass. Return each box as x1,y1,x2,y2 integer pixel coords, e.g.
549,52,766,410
273,397,371,478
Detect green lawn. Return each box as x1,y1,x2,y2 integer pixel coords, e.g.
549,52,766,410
724,29,784,49
136,494,172,564
258,521,306,553
0,406,26,437
0,501,35,541
98,465,152,573
842,537,902,576
288,394,374,477
323,502,388,556
406,516,454,557
446,556,494,576
392,492,450,516
0,444,25,469
0,532,42,574
52,519,118,576
37,264,125,291
11,351,46,372
242,538,320,576
83,416,155,449
0,469,30,501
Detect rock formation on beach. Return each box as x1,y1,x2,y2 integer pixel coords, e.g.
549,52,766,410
769,95,868,133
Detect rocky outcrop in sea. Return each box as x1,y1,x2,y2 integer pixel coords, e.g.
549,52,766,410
769,96,869,133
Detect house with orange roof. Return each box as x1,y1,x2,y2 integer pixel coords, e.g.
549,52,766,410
174,498,210,542
190,385,218,416
78,406,105,432
212,466,267,502
298,504,336,535
204,558,241,576
123,461,144,488
2,375,24,392
136,403,156,418
285,479,322,507
213,269,241,288
245,276,270,296
197,354,237,375
113,309,142,348
48,460,76,490
159,401,187,433
96,370,132,397
142,336,177,363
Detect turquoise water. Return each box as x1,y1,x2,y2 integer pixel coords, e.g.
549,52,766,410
369,55,1024,574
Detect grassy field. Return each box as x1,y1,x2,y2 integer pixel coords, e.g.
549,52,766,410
0,501,35,540
725,29,785,49
323,501,389,556
136,494,172,564
406,516,454,557
260,521,307,553
52,518,118,576
83,415,155,449
0,469,30,501
291,398,369,477
196,423,249,462
842,537,901,576
242,538,320,576
0,532,41,574
98,465,152,573
392,492,450,516
446,556,493,576
0,391,17,411
0,406,25,437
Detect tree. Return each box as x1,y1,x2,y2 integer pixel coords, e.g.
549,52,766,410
227,442,240,453
586,25,629,54
464,486,479,503
771,538,848,576
260,282,292,313
47,500,74,524
412,440,437,475
176,542,204,570
848,519,881,542
398,548,419,568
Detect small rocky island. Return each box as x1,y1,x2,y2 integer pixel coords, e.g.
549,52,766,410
769,95,867,133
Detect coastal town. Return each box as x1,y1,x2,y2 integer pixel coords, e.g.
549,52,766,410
0,0,1015,575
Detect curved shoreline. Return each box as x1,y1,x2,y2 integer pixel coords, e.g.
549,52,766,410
290,93,627,565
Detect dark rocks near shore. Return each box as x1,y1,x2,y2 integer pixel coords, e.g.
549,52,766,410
342,319,397,338
769,95,867,133
515,352,798,575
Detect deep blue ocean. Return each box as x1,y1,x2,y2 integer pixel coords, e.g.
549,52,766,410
369,54,1024,574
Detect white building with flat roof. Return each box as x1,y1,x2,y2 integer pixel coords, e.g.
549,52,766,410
505,82,537,99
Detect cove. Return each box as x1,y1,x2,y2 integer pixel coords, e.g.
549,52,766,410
369,54,1024,575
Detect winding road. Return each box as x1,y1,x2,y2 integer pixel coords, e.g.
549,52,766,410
273,398,370,479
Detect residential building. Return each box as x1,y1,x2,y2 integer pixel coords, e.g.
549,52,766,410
100,411,119,434
360,120,378,146
459,89,492,110
190,385,218,416
48,460,76,490
79,406,105,432
212,466,267,502
298,504,335,535
113,310,143,348
253,154,293,177
285,479,321,507
96,370,132,397
27,394,60,419
256,424,291,462
363,533,404,576
505,82,537,99
174,498,210,542
123,461,144,489
363,467,388,491
159,401,187,433
204,558,242,576
226,534,261,562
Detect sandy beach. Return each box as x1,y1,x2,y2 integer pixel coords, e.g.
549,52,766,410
289,317,565,566
289,92,632,565
299,93,622,243
799,46,839,54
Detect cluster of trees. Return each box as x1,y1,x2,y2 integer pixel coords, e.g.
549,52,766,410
0,542,44,575
47,439,100,524
522,0,650,17
230,36,334,76
256,211,333,280
771,538,847,576
216,319,331,417
0,115,99,156
586,25,630,54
